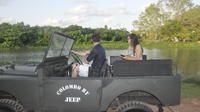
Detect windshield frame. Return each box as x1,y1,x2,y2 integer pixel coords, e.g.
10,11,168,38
43,32,75,62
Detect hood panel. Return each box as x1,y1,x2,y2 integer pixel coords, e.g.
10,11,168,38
0,65,36,76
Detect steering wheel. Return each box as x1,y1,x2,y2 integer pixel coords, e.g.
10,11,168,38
70,51,83,65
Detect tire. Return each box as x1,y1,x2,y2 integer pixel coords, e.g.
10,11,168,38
116,101,154,112
0,99,23,112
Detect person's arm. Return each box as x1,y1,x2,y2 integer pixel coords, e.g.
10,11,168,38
86,48,97,63
122,45,142,60
71,50,90,56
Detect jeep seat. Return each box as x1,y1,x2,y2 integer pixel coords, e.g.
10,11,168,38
88,59,108,77
112,60,172,77
110,55,147,65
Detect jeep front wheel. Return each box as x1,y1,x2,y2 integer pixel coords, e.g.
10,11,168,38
116,101,153,112
0,99,23,112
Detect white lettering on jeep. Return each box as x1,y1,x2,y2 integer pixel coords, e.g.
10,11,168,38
65,97,81,103
56,84,89,96
56,84,90,103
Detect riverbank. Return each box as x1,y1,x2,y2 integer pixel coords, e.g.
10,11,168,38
75,41,200,49
142,42,200,49
1,41,200,50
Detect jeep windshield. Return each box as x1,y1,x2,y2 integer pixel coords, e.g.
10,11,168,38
45,32,75,59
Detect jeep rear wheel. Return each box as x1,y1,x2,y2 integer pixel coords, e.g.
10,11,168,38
0,99,23,112
116,101,153,112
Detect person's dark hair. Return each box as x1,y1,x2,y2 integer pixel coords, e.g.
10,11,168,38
128,34,140,53
91,33,101,42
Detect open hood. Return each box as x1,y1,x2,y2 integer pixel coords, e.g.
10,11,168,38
43,32,75,61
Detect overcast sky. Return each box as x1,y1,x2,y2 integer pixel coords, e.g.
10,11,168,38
0,0,200,31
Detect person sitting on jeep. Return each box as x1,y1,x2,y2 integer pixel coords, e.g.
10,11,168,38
121,34,143,60
71,33,106,78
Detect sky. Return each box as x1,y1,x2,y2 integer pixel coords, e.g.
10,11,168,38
0,0,200,31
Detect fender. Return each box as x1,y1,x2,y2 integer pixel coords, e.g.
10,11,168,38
0,75,40,110
100,75,181,111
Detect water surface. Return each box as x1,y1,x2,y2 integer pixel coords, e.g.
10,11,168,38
0,48,199,76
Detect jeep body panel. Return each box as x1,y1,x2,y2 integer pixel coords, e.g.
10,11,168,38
0,75,180,112
0,75,40,110
43,78,102,112
100,75,181,111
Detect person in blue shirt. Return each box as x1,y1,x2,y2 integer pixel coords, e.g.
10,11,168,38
71,33,106,78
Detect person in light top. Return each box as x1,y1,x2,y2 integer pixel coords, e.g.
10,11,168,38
121,34,143,60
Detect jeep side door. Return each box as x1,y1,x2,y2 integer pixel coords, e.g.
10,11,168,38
41,32,102,112
43,78,102,112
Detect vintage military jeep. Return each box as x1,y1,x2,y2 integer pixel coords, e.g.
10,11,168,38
0,32,180,112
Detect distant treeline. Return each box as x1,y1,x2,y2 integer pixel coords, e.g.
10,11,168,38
0,24,129,48
133,0,200,42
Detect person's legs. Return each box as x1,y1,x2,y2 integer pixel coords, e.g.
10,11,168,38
72,63,80,78
71,63,91,78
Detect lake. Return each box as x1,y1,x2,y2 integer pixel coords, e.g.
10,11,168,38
0,48,199,76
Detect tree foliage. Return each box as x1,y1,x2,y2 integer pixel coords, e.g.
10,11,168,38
133,3,168,31
133,0,199,42
159,0,193,17
0,23,129,48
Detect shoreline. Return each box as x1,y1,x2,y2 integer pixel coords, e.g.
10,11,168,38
0,42,200,50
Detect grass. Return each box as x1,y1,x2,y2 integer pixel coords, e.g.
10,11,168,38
73,41,128,50
181,75,200,99
0,41,200,49
73,41,200,50
142,42,200,49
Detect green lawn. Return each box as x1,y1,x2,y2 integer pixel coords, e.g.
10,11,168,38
73,41,128,50
73,41,200,49
142,42,200,49
181,75,200,98
1,41,200,49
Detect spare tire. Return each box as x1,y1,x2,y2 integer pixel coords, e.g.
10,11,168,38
0,99,23,112
116,101,154,112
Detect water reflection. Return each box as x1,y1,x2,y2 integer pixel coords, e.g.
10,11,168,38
0,48,45,65
144,48,200,76
0,48,199,76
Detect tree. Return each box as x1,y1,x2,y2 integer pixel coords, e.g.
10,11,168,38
133,0,196,42
0,22,129,48
133,3,168,41
159,0,194,17
133,3,167,31
175,6,200,28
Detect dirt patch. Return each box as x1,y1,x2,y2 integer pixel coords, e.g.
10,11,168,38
179,99,200,112
163,99,200,112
